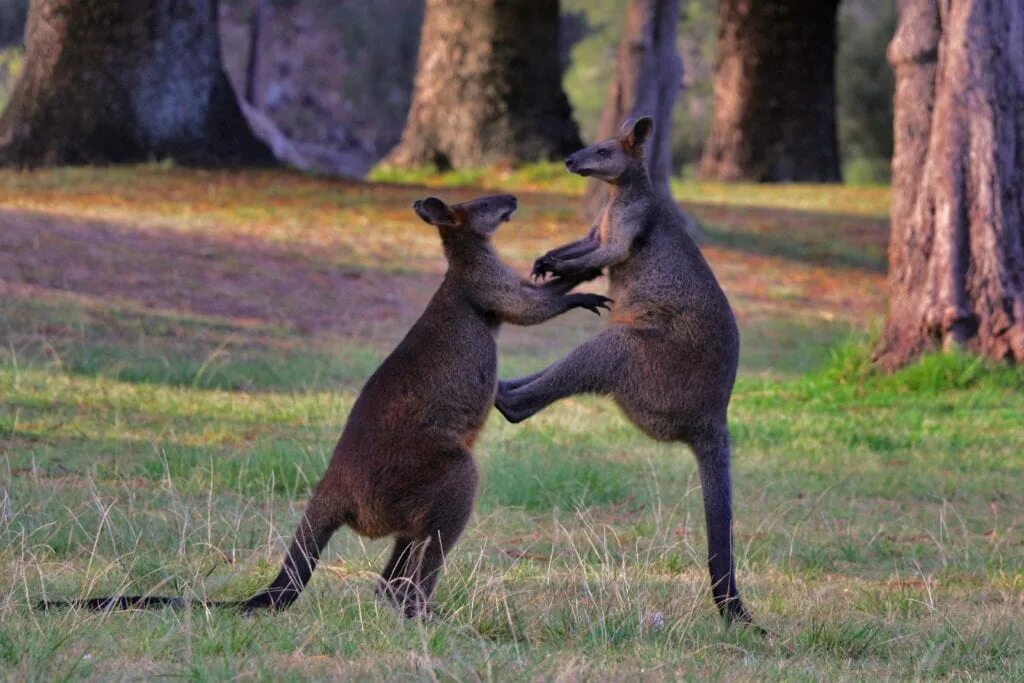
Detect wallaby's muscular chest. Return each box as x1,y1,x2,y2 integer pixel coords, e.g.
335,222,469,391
596,199,645,245
602,204,728,328
342,290,497,451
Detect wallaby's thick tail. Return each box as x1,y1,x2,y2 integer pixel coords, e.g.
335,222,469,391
691,428,754,624
238,494,343,612
37,596,230,611
38,495,344,614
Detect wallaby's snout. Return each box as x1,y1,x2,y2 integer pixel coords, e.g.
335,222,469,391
459,193,518,234
564,151,594,177
563,116,654,183
496,194,517,223
564,140,625,180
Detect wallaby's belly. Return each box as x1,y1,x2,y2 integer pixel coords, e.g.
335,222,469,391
609,249,734,338
328,317,497,536
604,231,739,438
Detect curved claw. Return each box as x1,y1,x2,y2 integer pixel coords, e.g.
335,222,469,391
532,254,557,280
573,293,614,316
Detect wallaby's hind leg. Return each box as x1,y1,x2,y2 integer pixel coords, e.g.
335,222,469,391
242,493,343,612
394,519,467,618
388,456,477,618
495,329,629,423
498,369,545,393
375,536,421,608
691,429,753,623
378,537,417,585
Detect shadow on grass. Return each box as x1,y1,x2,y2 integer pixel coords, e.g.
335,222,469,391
2,199,878,392
0,208,434,337
687,202,889,274
0,290,387,392
1,270,854,393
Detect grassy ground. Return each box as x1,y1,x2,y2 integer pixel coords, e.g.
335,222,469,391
0,167,1021,680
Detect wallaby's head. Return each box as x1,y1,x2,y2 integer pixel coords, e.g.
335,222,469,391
564,116,654,183
413,194,518,238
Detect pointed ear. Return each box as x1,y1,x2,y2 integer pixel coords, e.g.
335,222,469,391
413,197,458,226
622,116,654,155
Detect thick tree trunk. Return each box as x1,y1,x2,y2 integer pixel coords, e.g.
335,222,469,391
875,0,1024,369
0,0,273,167
384,0,581,169
583,0,686,218
700,0,841,182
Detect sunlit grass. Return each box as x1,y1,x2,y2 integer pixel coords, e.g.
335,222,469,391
371,161,891,218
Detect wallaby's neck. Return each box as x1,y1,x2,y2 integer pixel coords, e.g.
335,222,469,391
441,232,493,274
607,166,653,206
433,235,496,322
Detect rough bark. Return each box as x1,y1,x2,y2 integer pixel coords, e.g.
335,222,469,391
384,0,581,169
0,0,273,168
584,0,687,219
700,0,841,182
875,0,1024,369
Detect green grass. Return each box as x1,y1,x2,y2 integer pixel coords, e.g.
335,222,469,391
1,168,1020,679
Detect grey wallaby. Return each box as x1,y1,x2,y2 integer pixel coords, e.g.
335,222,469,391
40,194,610,617
495,117,754,624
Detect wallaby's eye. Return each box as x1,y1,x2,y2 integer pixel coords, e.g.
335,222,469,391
597,148,612,159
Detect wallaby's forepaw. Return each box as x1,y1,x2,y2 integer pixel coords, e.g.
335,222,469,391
574,268,603,284
570,293,613,315
531,253,557,280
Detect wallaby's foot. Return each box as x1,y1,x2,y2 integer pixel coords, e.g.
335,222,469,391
494,388,527,424
718,596,762,632
730,610,768,636
567,293,613,315
376,579,435,619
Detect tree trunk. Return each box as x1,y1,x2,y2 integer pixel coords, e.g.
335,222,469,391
699,0,841,182
384,0,581,170
874,0,1024,369
583,0,686,219
0,0,273,168
242,0,265,106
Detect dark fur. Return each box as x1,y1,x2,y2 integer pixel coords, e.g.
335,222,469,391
40,194,609,617
496,118,755,624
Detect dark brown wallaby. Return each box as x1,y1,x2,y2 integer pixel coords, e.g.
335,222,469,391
495,117,755,625
40,194,610,617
